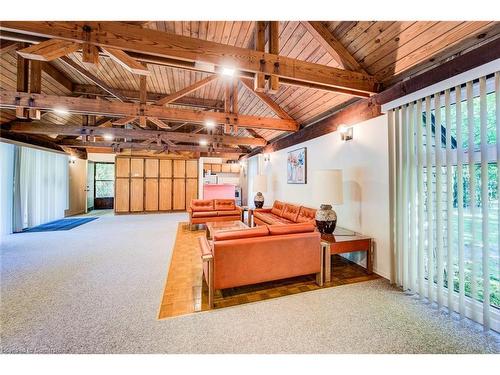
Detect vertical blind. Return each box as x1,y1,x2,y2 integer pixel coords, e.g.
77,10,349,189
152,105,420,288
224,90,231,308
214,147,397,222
389,72,500,332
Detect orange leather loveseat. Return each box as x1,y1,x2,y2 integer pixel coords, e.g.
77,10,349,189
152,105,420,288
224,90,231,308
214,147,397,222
198,223,323,308
188,199,242,228
252,200,316,227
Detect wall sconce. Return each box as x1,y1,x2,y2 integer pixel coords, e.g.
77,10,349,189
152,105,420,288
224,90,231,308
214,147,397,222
263,153,271,162
338,125,353,141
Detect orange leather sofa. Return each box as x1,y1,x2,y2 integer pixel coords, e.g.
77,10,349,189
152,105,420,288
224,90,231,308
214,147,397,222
188,199,242,228
198,222,323,308
252,200,317,227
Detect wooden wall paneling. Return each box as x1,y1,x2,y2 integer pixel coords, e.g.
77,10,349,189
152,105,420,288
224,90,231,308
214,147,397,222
173,178,186,210
130,158,144,177
159,178,173,210
115,178,130,212
159,159,173,177
116,157,130,177
130,178,144,211
230,164,240,173
185,178,198,208
185,159,198,178
173,159,186,177
211,164,221,172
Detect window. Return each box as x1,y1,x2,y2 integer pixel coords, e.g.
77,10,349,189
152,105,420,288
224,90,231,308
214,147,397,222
95,163,114,198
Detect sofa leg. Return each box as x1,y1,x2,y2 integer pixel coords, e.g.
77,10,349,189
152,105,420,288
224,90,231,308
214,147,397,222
208,259,214,309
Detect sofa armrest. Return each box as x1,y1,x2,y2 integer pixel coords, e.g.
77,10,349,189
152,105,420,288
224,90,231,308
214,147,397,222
235,205,243,214
198,236,213,261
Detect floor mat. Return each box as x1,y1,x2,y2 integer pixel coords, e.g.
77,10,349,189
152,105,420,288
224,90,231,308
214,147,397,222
19,217,98,233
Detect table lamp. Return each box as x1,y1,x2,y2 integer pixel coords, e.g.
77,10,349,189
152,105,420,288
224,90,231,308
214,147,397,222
313,169,343,234
253,174,267,208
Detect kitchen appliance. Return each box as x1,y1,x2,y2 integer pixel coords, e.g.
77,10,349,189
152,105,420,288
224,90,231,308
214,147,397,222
235,186,242,206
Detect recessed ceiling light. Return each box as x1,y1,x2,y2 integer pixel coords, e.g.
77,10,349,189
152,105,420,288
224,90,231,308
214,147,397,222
103,134,114,141
199,140,208,146
54,108,69,115
205,120,215,128
221,67,235,77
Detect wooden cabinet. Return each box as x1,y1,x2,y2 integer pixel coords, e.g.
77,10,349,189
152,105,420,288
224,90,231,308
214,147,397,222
173,178,186,210
130,178,144,212
159,178,172,210
221,163,231,173
115,178,129,212
115,157,197,214
116,158,130,178
230,164,240,173
211,164,221,173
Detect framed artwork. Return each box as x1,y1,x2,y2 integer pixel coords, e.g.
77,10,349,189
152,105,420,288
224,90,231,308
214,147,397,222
287,147,307,184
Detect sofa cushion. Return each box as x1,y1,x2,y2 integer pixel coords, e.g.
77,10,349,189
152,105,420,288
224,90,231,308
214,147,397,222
214,226,269,241
281,204,300,222
297,206,317,223
267,223,316,235
254,212,293,225
271,200,285,216
216,210,240,216
192,211,218,218
191,199,214,212
214,199,236,211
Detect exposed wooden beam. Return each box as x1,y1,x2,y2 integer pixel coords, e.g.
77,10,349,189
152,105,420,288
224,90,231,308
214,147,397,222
148,117,171,129
0,91,298,131
1,31,368,96
72,84,224,110
268,21,280,94
59,140,247,154
1,40,18,54
6,122,267,147
243,99,381,158
16,43,29,92
101,47,150,76
156,75,218,106
303,22,368,74
0,129,66,154
82,43,99,66
113,117,137,126
59,56,128,102
41,62,74,92
17,39,81,61
254,21,266,92
60,145,88,160
28,60,42,119
232,78,239,114
240,78,295,121
0,22,378,95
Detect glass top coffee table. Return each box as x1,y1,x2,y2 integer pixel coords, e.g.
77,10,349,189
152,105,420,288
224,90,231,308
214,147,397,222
206,220,249,239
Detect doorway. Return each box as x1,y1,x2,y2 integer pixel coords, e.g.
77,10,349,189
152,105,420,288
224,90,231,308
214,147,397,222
93,162,115,209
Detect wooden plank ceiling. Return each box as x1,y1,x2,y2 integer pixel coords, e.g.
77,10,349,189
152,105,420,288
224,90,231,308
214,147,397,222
1,21,500,153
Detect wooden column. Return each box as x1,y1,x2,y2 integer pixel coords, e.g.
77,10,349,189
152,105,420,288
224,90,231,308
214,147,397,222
139,73,147,128
254,21,266,92
268,21,280,94
29,59,42,119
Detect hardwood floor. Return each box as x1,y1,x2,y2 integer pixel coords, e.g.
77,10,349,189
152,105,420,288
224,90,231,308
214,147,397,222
158,223,381,319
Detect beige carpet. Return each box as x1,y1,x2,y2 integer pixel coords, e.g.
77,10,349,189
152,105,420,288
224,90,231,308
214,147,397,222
1,213,499,353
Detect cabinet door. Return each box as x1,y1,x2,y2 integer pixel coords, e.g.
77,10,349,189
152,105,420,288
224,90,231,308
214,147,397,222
173,160,185,178
115,178,129,212
116,158,130,178
221,163,231,173
130,178,144,211
204,163,211,172
159,159,172,178
130,158,144,178
211,164,221,173
185,178,198,207
159,179,172,210
173,179,185,210
230,164,240,173
145,179,159,211
145,159,159,178
186,159,198,178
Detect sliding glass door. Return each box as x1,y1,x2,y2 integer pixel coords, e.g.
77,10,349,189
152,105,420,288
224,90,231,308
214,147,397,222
389,72,500,332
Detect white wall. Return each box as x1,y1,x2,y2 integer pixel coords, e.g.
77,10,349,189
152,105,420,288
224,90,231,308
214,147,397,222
252,114,391,279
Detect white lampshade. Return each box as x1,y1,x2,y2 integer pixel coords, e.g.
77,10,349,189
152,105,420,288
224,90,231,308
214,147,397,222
253,174,268,193
313,170,343,205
